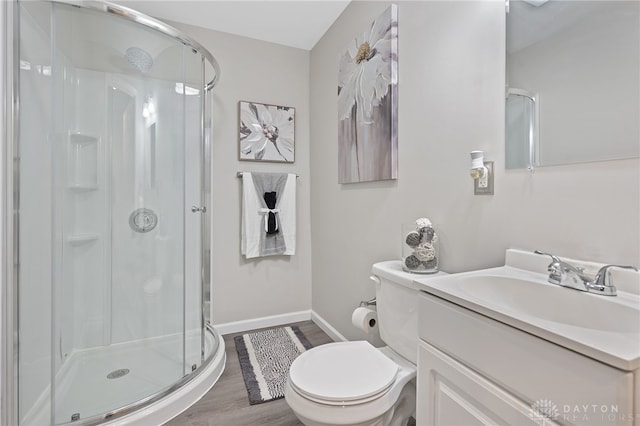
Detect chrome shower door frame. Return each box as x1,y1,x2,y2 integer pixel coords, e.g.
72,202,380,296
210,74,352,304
3,0,220,424
2,1,19,425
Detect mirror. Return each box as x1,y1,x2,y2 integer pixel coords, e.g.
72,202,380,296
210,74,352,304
505,1,639,169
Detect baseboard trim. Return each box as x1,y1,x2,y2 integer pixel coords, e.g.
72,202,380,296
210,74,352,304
310,310,347,342
214,310,349,343
215,310,312,335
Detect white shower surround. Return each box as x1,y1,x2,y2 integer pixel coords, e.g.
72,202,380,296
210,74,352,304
12,2,223,424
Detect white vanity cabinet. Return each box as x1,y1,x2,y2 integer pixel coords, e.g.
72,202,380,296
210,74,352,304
417,292,637,426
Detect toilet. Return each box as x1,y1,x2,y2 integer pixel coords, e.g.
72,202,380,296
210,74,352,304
285,261,447,426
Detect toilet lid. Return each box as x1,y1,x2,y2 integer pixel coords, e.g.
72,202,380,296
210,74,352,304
289,341,398,405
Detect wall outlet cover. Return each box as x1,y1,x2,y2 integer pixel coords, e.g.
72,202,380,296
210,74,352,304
474,161,494,195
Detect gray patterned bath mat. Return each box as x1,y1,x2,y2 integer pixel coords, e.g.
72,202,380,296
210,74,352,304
234,325,313,405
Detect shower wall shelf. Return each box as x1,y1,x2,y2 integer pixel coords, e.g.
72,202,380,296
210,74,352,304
68,184,99,191
68,132,99,189
66,234,100,245
69,132,98,144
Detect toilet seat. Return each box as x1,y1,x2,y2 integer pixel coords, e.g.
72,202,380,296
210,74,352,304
288,341,399,406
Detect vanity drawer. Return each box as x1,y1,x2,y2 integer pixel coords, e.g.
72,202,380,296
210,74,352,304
418,292,634,424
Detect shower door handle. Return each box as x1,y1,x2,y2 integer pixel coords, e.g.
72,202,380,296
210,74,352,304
191,206,207,213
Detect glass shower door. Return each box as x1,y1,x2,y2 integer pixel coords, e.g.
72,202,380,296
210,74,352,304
46,4,195,423
16,1,215,424
505,89,538,171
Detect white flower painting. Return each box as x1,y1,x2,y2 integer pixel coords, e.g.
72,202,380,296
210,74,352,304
338,5,398,184
239,101,295,162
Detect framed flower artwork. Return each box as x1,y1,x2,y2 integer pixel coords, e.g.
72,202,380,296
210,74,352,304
338,4,398,183
239,101,295,163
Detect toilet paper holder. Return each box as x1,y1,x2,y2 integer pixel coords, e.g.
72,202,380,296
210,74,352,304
359,297,376,307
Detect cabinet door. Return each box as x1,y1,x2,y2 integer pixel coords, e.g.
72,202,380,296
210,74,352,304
417,340,560,426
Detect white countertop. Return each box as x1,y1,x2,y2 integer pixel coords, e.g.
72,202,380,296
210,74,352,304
413,249,640,371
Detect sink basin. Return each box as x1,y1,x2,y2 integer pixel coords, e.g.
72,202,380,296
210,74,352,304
453,274,640,333
415,249,640,370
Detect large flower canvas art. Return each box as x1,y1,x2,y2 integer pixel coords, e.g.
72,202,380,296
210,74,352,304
239,101,295,163
338,5,398,183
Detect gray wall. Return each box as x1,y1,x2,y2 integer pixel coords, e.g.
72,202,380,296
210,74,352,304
170,22,313,325
160,2,640,337
309,1,640,341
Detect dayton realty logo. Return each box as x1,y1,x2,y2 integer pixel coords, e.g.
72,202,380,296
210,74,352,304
530,400,629,424
529,399,560,424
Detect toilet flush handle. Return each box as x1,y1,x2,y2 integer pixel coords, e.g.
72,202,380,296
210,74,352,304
369,275,381,286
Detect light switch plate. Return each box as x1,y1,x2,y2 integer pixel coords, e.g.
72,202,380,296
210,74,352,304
474,161,494,195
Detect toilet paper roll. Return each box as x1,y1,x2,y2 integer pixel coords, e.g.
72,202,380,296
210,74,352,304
351,307,378,334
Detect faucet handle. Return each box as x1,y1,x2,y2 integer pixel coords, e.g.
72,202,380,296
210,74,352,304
593,265,638,288
534,250,562,272
534,250,561,264
534,250,563,284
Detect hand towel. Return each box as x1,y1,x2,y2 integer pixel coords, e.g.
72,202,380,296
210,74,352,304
241,172,296,258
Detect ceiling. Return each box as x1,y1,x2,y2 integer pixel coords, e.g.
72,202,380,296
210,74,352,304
112,1,351,50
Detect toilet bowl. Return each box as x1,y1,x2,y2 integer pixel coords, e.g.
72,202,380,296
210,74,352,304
285,342,416,426
285,261,447,426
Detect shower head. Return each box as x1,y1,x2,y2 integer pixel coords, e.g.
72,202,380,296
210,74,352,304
125,47,153,73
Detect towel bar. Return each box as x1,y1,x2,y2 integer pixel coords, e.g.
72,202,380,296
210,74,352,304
237,171,299,178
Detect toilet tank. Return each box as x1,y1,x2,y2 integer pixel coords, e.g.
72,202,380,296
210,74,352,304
371,261,447,364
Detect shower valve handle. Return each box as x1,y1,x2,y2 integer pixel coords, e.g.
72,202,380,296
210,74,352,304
191,206,207,213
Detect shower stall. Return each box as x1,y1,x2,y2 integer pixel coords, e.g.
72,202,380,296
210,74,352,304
2,1,225,424
505,88,539,171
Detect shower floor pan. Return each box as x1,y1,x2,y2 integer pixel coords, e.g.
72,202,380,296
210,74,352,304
23,329,224,425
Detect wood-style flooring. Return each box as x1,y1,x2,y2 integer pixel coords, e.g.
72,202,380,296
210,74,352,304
166,321,334,426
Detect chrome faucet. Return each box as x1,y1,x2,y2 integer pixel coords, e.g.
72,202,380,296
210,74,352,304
534,250,637,296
